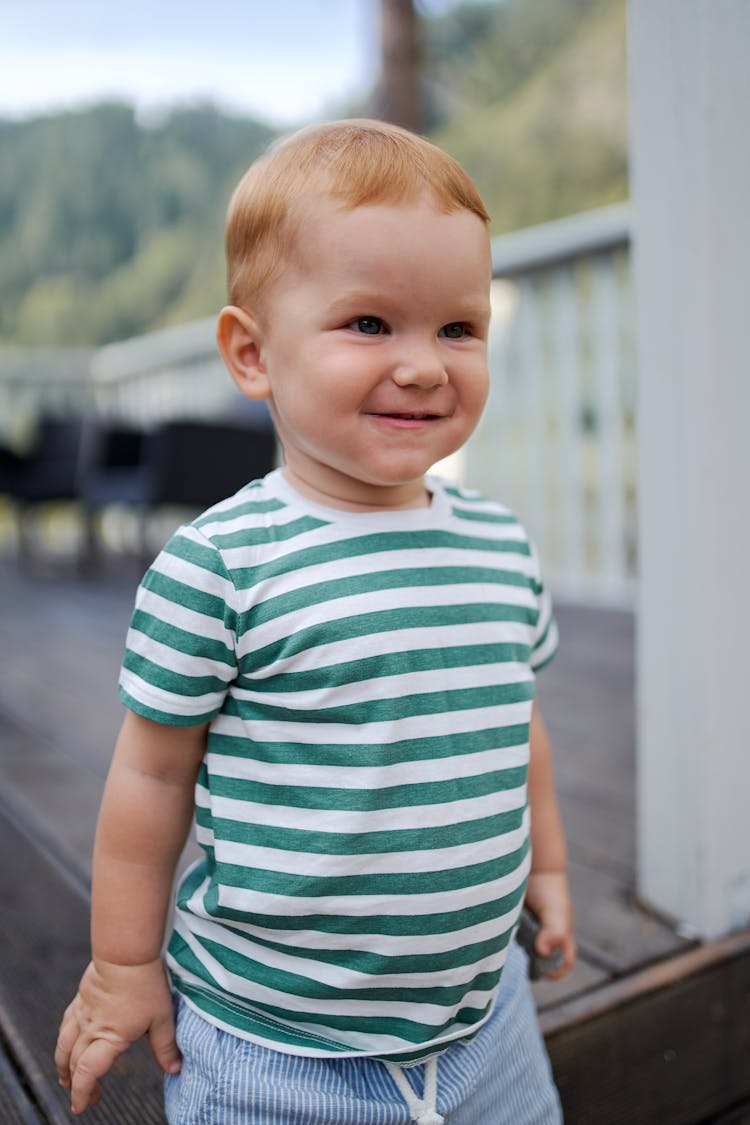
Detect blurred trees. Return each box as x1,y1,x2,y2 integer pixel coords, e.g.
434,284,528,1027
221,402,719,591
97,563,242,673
1,104,273,346
1,0,627,347
427,0,628,231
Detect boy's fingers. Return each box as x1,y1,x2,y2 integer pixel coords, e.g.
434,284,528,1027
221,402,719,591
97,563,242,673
148,1012,182,1074
538,931,577,980
54,1009,80,1084
69,1039,121,1115
536,923,565,957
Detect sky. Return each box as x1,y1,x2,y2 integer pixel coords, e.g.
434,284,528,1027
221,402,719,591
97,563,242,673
1,0,466,127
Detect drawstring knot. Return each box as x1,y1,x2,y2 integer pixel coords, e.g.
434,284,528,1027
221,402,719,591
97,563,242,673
383,1055,445,1125
411,1102,444,1125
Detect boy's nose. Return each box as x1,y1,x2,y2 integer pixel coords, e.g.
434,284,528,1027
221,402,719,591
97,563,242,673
391,343,448,389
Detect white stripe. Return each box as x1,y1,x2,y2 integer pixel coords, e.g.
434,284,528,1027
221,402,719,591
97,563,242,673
197,816,529,878
211,698,533,747
211,849,531,919
198,787,528,836
126,628,234,685
240,620,535,680
217,520,530,574
182,872,524,955
119,668,221,715
230,659,532,712
204,741,528,791
133,586,235,647
235,582,538,657
149,534,239,606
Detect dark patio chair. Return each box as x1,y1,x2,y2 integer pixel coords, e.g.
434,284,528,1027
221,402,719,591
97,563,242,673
0,415,89,555
81,418,278,558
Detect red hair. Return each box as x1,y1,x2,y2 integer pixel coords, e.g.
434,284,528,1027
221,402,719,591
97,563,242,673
225,118,490,307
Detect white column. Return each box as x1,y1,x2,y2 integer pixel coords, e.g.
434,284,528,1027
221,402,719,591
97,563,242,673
630,0,750,938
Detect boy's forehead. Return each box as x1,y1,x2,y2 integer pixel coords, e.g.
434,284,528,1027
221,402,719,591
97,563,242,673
285,189,487,253
273,195,491,310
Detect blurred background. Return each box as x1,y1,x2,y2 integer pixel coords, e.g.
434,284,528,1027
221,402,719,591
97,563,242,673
0,0,626,347
0,0,632,603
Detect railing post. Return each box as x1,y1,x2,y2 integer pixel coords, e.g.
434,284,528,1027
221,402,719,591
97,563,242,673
630,0,750,937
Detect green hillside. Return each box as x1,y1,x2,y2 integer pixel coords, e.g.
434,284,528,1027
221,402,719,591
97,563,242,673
0,0,627,347
0,105,274,346
431,0,628,231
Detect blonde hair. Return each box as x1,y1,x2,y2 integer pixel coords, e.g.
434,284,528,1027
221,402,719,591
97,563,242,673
225,118,490,307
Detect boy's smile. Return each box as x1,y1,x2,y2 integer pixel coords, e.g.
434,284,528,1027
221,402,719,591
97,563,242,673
228,195,492,510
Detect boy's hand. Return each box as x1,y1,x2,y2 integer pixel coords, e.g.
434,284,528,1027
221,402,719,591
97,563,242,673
55,957,180,1115
524,870,577,980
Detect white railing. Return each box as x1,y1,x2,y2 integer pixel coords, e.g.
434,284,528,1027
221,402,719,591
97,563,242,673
0,204,634,604
0,349,94,448
88,317,228,425
466,203,635,606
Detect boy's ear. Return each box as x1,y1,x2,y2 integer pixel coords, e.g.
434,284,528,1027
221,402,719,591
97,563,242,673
216,306,271,400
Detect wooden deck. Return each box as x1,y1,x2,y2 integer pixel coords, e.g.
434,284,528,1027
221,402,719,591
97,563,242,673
0,549,748,1123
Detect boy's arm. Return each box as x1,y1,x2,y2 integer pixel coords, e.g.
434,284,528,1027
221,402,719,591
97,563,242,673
55,710,207,1115
524,701,577,978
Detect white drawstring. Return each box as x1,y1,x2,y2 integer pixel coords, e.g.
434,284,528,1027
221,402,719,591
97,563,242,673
383,1056,445,1125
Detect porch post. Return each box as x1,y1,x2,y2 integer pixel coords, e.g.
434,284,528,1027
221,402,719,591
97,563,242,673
630,0,750,937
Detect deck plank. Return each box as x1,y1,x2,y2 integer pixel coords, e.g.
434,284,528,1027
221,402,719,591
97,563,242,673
0,804,167,1123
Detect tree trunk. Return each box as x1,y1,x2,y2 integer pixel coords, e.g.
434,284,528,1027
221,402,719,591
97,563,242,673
377,0,423,133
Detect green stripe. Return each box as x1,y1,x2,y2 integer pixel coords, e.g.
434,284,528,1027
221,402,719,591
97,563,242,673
532,616,554,657
204,764,527,811
203,513,329,545
118,687,218,726
198,932,507,1006
236,641,530,694
239,602,538,667
162,533,233,576
223,678,534,727
450,506,518,526
216,914,516,977
123,650,228,698
193,494,288,527
206,722,530,768
198,804,525,854
129,608,235,665
213,837,529,898
238,564,532,630
139,569,232,624
227,529,531,589
177,858,527,936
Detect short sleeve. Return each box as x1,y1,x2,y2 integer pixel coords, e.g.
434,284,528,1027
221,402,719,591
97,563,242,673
118,524,239,726
528,542,558,672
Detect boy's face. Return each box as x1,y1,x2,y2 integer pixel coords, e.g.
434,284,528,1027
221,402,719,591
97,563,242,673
239,194,491,510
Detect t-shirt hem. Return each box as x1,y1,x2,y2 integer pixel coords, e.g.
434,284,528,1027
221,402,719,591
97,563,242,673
171,978,491,1064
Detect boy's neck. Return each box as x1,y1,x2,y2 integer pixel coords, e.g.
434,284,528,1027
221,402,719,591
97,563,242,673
281,467,431,512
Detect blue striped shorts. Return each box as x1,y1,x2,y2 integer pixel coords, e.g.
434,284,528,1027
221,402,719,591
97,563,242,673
164,941,562,1124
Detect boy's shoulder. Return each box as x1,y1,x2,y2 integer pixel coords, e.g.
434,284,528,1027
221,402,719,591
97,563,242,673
191,470,290,533
433,476,526,532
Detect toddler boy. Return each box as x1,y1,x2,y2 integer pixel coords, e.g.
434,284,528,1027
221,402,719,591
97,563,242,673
56,119,576,1123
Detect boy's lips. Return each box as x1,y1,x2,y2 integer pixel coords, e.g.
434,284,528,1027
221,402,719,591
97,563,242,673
367,410,445,420
366,414,443,429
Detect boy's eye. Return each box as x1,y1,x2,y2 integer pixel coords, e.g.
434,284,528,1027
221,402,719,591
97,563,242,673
352,316,385,335
439,322,466,339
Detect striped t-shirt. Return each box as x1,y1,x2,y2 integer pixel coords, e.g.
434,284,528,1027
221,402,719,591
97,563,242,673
118,470,558,1061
